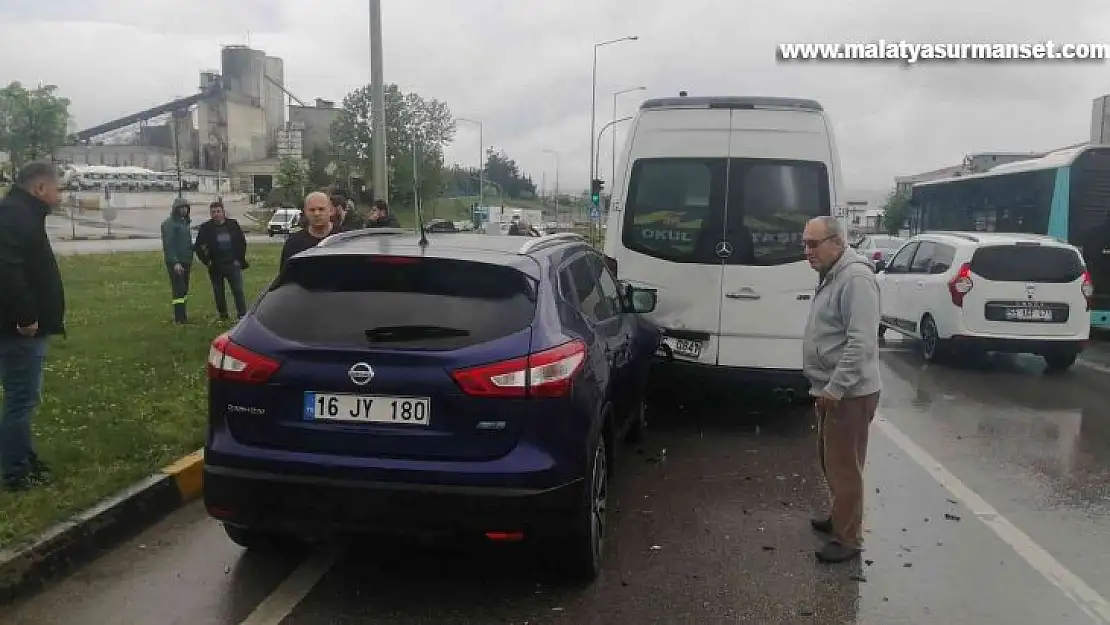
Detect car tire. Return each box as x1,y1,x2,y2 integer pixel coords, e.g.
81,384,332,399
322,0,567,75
1043,352,1078,373
626,398,647,443
919,315,948,363
222,523,304,552
554,434,608,582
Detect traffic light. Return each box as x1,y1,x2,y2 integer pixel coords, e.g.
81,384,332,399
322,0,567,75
590,178,605,205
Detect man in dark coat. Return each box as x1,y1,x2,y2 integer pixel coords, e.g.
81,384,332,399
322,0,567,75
193,200,250,320
330,188,362,232
0,161,65,490
365,199,400,228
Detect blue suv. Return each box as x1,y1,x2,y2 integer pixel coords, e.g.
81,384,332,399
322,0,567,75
203,229,661,579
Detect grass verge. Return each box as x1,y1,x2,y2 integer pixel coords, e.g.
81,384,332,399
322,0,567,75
0,244,281,549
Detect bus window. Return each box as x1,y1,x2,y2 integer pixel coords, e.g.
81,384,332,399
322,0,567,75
723,159,829,266
915,169,1054,235
622,158,727,265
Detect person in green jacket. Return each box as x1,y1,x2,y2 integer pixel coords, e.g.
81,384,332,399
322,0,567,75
160,197,194,324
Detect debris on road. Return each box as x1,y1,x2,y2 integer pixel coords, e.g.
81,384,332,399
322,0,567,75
945,513,962,522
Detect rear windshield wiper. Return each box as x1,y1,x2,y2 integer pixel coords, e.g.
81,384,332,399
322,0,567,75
364,325,471,343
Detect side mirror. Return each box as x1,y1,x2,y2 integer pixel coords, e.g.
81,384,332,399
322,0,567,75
873,259,886,273
627,286,658,314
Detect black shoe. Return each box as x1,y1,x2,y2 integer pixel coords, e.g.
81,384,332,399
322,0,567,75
816,540,861,563
4,473,34,492
810,517,833,534
29,457,51,479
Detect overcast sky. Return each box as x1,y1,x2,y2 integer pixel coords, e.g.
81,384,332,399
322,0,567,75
2,0,1109,197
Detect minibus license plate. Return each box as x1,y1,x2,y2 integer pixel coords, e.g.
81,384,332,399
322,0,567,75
663,337,702,359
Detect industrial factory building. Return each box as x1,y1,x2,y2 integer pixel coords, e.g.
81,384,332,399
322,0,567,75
56,45,341,196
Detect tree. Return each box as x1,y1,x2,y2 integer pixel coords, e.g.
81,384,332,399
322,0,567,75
881,190,911,236
273,157,307,208
306,147,333,190
0,82,71,170
329,84,454,206
483,149,536,199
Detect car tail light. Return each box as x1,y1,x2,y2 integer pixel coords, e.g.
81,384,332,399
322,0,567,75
451,340,587,398
604,255,618,276
948,262,974,307
871,250,882,261
1082,270,1094,310
369,255,421,265
207,333,281,384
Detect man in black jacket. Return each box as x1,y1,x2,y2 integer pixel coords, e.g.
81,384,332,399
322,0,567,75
280,191,335,269
330,188,362,232
193,200,249,320
365,199,400,228
0,162,65,491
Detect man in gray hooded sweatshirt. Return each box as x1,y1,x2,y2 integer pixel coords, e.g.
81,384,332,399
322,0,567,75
801,216,882,563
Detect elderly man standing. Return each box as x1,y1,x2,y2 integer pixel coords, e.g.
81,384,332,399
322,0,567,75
0,162,65,490
801,215,882,563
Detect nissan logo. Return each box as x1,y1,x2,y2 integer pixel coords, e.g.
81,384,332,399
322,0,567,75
348,362,374,386
715,241,734,258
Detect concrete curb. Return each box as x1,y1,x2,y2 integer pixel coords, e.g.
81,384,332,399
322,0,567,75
0,449,204,604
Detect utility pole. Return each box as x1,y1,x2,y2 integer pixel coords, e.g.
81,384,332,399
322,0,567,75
171,111,184,199
369,0,388,203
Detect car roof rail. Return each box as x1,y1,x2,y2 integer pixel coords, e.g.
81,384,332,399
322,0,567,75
317,227,410,247
518,232,588,255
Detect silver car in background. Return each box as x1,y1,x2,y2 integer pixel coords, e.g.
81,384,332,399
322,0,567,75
853,234,906,264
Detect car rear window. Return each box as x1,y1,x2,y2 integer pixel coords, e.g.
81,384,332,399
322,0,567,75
254,256,537,349
970,245,1084,283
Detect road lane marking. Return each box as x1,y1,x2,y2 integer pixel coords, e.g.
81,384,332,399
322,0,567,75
877,416,1110,624
1077,358,1110,375
239,544,340,625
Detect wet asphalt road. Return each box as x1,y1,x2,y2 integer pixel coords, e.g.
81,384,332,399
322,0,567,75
4,338,1110,624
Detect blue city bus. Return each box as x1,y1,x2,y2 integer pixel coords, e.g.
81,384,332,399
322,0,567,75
909,144,1110,329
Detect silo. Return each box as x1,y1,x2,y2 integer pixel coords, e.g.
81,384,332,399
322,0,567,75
263,55,286,153
221,46,264,106
263,57,285,128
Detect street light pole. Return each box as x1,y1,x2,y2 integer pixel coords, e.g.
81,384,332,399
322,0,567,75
594,116,633,177
612,86,645,187
369,0,388,203
589,36,638,188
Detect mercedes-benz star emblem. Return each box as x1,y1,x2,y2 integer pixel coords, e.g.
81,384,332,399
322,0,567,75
715,241,734,258
348,362,374,386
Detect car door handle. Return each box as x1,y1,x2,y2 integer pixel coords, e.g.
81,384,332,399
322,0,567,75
725,291,761,300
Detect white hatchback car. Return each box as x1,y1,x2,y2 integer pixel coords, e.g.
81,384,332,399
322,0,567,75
876,231,1092,371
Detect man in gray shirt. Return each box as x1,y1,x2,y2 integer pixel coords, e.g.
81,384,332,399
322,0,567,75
801,216,882,563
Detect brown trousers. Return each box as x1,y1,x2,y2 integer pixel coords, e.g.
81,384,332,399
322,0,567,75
816,392,880,549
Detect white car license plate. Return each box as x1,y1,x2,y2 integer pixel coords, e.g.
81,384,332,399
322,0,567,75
1005,307,1052,321
303,392,430,425
663,336,703,359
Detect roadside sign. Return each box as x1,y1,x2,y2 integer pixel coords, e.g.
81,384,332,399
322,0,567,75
589,205,600,221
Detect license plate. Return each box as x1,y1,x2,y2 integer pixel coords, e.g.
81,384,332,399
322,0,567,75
303,392,430,425
662,336,703,359
1005,307,1053,322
